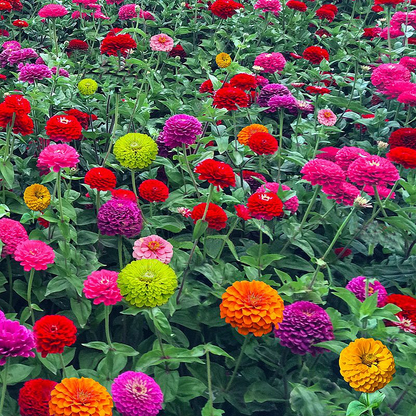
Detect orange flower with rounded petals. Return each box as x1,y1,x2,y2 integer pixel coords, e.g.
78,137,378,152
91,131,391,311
339,338,395,393
237,124,268,145
49,377,113,416
220,280,284,336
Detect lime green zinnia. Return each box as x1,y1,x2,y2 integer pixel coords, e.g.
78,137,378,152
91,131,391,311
78,78,98,95
118,259,178,308
113,133,158,170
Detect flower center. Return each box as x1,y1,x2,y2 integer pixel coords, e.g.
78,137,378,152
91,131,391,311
130,142,141,150
246,292,263,307
76,390,92,404
158,36,167,43
35,191,44,199
59,117,70,124
143,271,154,279
147,241,161,251
323,111,332,118
368,287,374,295
361,353,378,367
260,193,272,201
369,161,380,167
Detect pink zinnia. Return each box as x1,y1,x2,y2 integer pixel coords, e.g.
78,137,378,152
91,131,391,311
132,235,173,264
398,90,416,106
139,9,155,20
317,108,337,126
380,27,404,39
322,182,360,206
38,144,79,173
38,4,68,18
301,159,345,187
253,52,286,74
347,155,400,187
335,146,371,171
399,56,416,73
150,34,174,52
371,63,411,93
118,4,138,20
257,182,299,214
363,185,395,199
383,81,416,99
254,0,282,16
346,276,387,307
83,270,122,306
316,146,339,162
14,240,55,271
0,217,28,258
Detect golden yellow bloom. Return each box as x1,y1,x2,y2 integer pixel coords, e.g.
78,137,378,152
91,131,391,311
237,124,268,145
216,53,232,68
339,338,395,393
24,184,51,211
78,78,98,95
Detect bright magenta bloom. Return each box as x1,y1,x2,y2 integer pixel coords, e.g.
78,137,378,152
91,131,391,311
83,270,122,306
37,144,79,172
14,240,55,271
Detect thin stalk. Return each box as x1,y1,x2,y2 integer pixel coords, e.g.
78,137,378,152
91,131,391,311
131,170,138,200
206,351,214,412
118,235,123,270
56,170,64,223
258,230,263,278
176,239,199,304
367,393,374,416
6,257,13,307
216,217,239,260
225,335,250,392
3,113,16,161
201,185,215,221
182,144,201,197
373,185,387,217
0,359,10,415
102,93,120,166
59,354,67,379
27,268,35,324
104,305,113,348
386,6,392,60
277,109,284,183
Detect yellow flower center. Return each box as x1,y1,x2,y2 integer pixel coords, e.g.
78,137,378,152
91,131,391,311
158,36,167,43
144,271,155,279
323,111,332,118
369,161,380,167
76,389,92,404
361,353,378,367
59,117,70,124
247,292,263,307
368,287,374,295
147,241,161,251
130,142,141,149
260,193,272,201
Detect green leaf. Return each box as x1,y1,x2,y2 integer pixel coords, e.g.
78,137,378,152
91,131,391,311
176,377,206,402
112,343,139,356
0,161,14,188
203,344,233,359
201,402,225,416
76,230,99,245
148,307,172,337
244,381,285,403
290,385,326,416
332,287,362,315
359,293,378,320
361,391,385,409
193,219,209,240
346,401,368,416
5,364,32,385
82,341,110,354
313,340,348,354
154,368,179,403
70,298,91,328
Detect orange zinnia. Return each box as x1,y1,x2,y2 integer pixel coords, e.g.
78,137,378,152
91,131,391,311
237,124,268,145
220,280,284,336
49,377,113,416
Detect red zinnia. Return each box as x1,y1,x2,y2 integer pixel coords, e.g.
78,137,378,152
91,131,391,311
286,0,307,11
247,192,284,220
230,73,258,90
45,114,83,142
191,202,228,230
138,179,169,202
111,188,137,202
242,170,266,190
235,204,251,220
33,315,77,358
0,94,34,136
303,46,329,64
213,87,249,111
362,27,381,39
374,0,403,5
194,159,236,189
334,247,352,258
248,132,278,155
387,147,416,169
388,128,416,150
0,1,12,11
100,32,137,56
315,5,337,22
168,44,187,62
316,28,331,37
209,0,244,19
18,378,58,416
305,86,331,95
12,19,28,27
383,294,416,334
85,167,117,191
64,108,97,129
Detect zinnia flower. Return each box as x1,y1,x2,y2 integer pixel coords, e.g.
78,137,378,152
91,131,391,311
78,78,98,95
229,73,257,90
38,4,68,18
322,182,360,206
118,259,177,308
346,276,387,307
209,0,244,19
220,280,284,336
64,108,96,129
316,146,339,162
45,114,83,142
257,182,299,214
150,33,174,52
111,188,137,202
216,52,232,68
84,167,116,191
14,240,55,271
335,146,371,170
237,124,268,145
339,338,395,393
24,184,51,211
160,114,202,148
113,133,158,170
317,108,337,126
235,204,251,220
247,191,284,220
286,0,307,11
18,379,57,416
38,143,79,172
33,315,77,357
49,377,113,416
371,63,411,93
303,46,329,64
254,52,286,74
168,44,186,61
257,83,290,108
387,146,416,169
383,294,416,334
0,217,28,257
301,159,345,187
388,128,416,150
138,179,169,202
133,235,173,264
112,371,163,416
119,4,139,19
191,202,228,230
397,90,416,106
194,159,236,189
97,198,143,238
248,132,278,155
83,270,122,306
254,0,282,16
100,32,137,56
213,87,249,111
242,170,266,191
275,301,334,355
18,63,52,84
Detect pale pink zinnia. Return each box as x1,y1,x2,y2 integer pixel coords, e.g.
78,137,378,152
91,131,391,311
37,143,79,173
317,109,337,126
150,34,174,52
38,4,68,18
83,270,122,306
14,240,55,271
132,235,173,264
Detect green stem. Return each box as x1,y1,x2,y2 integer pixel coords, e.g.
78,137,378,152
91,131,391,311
202,185,215,222
102,93,120,166
27,268,35,325
216,217,239,260
373,185,387,217
59,354,67,379
3,113,16,161
225,335,250,392
56,170,64,223
131,170,138,200
206,351,214,413
6,257,13,307
258,230,263,278
386,6,392,61
182,144,201,197
104,305,113,348
277,109,284,183
0,359,10,415
96,191,101,212
118,235,123,270
367,393,374,416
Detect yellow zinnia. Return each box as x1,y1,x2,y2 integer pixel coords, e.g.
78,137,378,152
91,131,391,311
339,338,395,393
24,184,51,211
78,78,98,96
216,53,232,68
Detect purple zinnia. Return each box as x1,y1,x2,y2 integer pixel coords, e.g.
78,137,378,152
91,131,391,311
161,114,202,148
268,93,297,113
274,301,334,355
7,48,38,66
97,198,143,238
18,63,53,84
346,276,387,307
257,83,290,108
296,99,314,115
51,67,69,77
112,371,164,416
0,315,35,365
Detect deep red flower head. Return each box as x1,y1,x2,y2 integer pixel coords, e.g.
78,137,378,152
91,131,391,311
374,0,403,5
213,87,249,111
229,73,258,90
100,32,137,56
248,132,278,155
305,86,331,95
168,44,187,61
334,247,352,258
139,179,169,202
45,114,83,142
37,217,50,229
194,159,236,189
316,5,337,22
315,28,331,37
68,39,89,51
191,202,228,230
389,128,416,150
0,1,12,11
303,46,329,64
247,191,284,220
0,94,33,135
242,170,266,190
372,4,384,11
64,109,97,129
111,188,137,202
209,0,244,19
18,378,57,416
199,79,230,94
286,0,307,11
362,27,381,39
85,167,116,191
235,204,251,220
383,294,416,334
33,315,77,358
12,19,28,27
387,146,416,169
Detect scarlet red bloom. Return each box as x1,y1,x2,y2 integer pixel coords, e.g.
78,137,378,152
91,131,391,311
362,27,381,39
64,109,97,129
12,19,28,27
213,87,249,111
388,128,416,150
111,188,137,202
85,167,116,191
100,32,137,56
303,46,329,64
384,294,416,334
334,247,352,258
286,0,307,11
0,94,33,135
138,179,169,202
168,44,187,62
194,159,236,189
209,0,244,18
305,86,331,95
247,191,284,220
18,379,57,416
68,39,89,51
229,73,257,90
45,114,83,142
37,217,50,229
235,204,251,220
387,147,416,169
191,202,228,230
248,132,278,155
0,1,12,11
33,315,77,358
316,5,337,22
315,28,331,37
